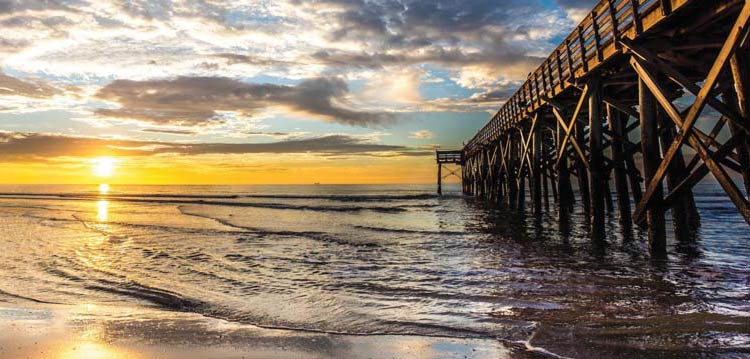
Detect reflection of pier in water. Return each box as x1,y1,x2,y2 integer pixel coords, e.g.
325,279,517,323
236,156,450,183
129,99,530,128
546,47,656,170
452,0,750,255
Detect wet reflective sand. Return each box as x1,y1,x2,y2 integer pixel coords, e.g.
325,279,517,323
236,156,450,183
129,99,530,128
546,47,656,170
0,304,514,359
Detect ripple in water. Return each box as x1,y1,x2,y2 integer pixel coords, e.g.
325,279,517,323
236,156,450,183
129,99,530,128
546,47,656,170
0,183,748,358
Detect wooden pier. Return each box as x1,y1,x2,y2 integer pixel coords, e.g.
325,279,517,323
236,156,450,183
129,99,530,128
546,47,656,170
459,0,750,253
436,150,463,195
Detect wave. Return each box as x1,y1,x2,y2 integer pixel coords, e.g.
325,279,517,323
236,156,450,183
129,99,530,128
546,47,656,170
177,206,383,247
73,278,496,339
0,194,407,213
353,225,466,235
0,192,436,202
0,288,60,304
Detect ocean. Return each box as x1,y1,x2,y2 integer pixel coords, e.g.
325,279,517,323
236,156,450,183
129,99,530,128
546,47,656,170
0,184,748,358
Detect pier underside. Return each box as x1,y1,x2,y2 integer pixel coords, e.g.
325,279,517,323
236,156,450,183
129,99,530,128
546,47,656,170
461,0,750,253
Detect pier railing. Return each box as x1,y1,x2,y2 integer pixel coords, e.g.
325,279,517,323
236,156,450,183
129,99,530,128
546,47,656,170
464,0,684,156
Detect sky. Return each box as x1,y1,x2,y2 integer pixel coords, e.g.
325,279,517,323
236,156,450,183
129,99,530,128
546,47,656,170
0,0,596,184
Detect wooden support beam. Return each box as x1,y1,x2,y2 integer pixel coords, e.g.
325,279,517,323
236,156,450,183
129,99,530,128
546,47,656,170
588,75,606,238
557,117,576,213
621,39,748,134
639,76,667,254
631,56,750,225
517,135,527,211
533,122,543,213
629,3,750,225
608,105,632,224
437,163,442,195
664,132,744,208
508,139,519,208
517,114,539,179
658,108,698,239
554,86,591,169
730,49,750,199
576,113,591,215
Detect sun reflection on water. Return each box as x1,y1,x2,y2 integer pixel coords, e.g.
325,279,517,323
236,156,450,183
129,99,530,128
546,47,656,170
96,200,108,222
99,183,110,194
56,328,141,359
58,341,132,359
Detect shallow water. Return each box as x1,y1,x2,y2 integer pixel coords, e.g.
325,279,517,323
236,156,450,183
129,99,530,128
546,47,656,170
0,184,748,358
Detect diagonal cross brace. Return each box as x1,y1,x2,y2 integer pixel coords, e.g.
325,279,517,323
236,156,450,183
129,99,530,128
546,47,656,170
552,86,591,170
631,55,750,225
517,113,539,179
621,38,748,133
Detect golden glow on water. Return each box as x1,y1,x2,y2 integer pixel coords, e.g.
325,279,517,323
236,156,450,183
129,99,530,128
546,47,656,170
54,325,142,359
90,157,119,178
96,200,108,222
99,183,110,194
58,341,134,359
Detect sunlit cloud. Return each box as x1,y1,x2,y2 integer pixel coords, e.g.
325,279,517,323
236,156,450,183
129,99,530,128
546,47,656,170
0,131,427,160
409,130,434,140
94,76,396,127
0,0,597,183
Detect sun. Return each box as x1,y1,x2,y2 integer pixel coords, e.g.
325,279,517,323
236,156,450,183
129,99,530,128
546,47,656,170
91,157,119,178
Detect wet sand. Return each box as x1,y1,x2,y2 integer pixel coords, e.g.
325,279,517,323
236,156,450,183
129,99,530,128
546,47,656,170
0,303,536,359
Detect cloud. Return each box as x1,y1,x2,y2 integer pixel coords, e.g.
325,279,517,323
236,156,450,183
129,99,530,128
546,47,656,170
1,0,573,91
0,131,426,160
213,53,295,67
466,85,520,104
243,131,308,140
0,0,593,151
409,130,433,140
554,0,597,21
0,71,59,98
140,128,197,136
94,76,396,127
0,0,74,14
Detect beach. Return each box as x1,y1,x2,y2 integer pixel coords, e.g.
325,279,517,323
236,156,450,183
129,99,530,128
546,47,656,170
0,303,522,359
0,184,748,358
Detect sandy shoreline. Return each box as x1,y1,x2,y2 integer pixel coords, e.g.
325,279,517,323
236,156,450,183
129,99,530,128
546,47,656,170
0,303,533,359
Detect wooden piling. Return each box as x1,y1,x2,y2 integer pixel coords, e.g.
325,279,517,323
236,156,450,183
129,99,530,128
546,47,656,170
730,49,750,200
588,76,606,238
575,118,591,214
533,124,543,213
508,137,519,209
639,77,666,254
517,137,527,210
658,108,699,237
608,106,632,223
557,121,575,213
